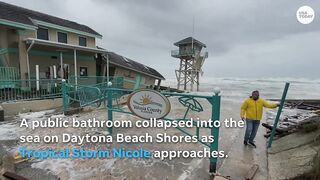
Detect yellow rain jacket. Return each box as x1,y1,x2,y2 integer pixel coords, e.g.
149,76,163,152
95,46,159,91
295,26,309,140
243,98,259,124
240,97,277,120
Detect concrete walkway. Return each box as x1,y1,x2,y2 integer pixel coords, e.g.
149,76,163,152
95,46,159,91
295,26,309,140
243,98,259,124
217,123,268,180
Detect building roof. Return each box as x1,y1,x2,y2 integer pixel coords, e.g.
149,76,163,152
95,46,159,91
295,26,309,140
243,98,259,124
174,37,206,48
0,1,102,37
25,38,106,53
102,52,165,80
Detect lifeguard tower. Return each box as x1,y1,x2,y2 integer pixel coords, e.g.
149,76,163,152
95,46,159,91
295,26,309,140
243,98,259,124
171,37,208,91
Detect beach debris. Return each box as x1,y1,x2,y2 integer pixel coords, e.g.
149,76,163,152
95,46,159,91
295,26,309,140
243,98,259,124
213,175,231,180
3,171,29,180
263,123,292,138
211,173,231,180
244,164,259,180
264,115,320,138
284,100,320,111
268,99,320,111
0,154,15,179
264,99,320,138
13,155,29,164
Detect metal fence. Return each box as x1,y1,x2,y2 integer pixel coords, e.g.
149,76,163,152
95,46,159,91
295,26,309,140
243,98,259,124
68,76,125,88
0,67,20,86
68,75,153,90
0,79,62,102
62,76,138,108
0,75,154,102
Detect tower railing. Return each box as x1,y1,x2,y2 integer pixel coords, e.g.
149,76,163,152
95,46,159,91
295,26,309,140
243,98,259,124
171,49,195,58
171,49,208,58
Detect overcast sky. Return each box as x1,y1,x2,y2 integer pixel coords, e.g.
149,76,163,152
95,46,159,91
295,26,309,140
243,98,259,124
4,0,320,79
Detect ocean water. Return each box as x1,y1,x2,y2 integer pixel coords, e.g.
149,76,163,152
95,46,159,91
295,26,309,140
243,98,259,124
164,77,320,131
163,77,320,101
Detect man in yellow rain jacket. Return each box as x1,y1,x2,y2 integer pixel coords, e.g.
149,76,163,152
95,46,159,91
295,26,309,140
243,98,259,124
240,90,278,148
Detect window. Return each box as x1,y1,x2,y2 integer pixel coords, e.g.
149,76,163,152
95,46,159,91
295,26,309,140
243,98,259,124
57,32,67,43
79,36,87,47
79,67,88,77
37,28,49,40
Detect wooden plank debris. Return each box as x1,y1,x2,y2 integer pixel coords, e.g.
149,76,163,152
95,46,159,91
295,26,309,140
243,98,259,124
213,175,231,180
3,171,29,180
13,154,29,164
245,164,259,180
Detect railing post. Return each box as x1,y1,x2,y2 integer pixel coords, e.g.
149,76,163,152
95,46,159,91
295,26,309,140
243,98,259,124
107,82,113,134
133,75,141,90
35,65,40,91
209,90,221,174
268,82,290,148
61,79,68,114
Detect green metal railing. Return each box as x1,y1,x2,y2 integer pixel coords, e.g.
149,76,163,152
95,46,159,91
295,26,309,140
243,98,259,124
62,81,222,173
62,77,133,109
0,66,62,102
0,67,20,88
62,83,127,109
268,82,290,148
69,76,124,88
0,79,62,102
69,75,153,90
0,75,145,102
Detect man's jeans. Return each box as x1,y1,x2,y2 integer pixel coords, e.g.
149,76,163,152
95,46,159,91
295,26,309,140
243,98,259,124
244,119,260,143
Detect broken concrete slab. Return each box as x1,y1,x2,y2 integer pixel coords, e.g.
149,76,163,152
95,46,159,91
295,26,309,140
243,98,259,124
268,143,319,180
268,129,320,154
0,143,15,179
268,125,320,180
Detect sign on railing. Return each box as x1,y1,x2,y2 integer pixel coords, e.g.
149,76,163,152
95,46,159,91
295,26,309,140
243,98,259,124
127,89,171,119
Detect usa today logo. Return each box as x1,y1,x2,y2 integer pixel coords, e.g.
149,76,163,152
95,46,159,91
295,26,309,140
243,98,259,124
296,6,315,24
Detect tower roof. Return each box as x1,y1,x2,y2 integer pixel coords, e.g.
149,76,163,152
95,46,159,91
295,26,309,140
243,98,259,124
174,37,206,48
